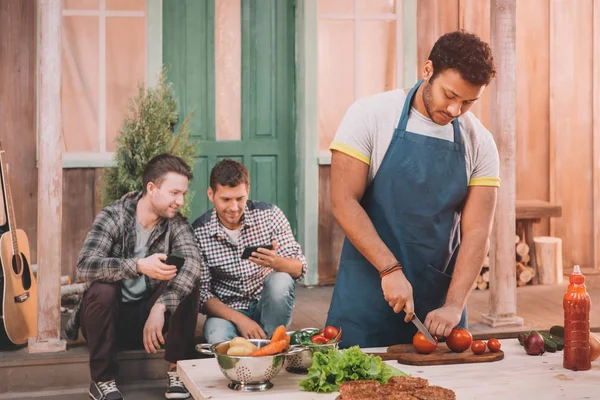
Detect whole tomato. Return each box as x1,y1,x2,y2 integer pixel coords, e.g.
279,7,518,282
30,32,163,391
446,328,473,353
323,326,339,340
487,338,502,353
471,340,486,355
413,332,438,354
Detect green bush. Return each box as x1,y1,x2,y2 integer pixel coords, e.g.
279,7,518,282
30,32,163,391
101,67,198,215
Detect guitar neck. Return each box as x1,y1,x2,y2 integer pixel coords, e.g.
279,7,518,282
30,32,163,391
0,151,19,256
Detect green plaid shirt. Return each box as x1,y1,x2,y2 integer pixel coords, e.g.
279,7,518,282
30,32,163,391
65,193,202,340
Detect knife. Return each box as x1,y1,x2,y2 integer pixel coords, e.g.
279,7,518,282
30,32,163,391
411,315,437,345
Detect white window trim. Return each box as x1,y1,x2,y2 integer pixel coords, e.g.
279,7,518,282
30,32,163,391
37,0,148,168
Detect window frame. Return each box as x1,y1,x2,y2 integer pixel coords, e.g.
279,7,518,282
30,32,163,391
36,0,160,168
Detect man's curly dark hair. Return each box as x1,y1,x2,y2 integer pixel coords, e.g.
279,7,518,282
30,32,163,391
428,30,496,86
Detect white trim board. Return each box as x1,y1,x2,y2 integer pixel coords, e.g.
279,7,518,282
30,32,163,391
62,152,116,168
146,0,163,87
296,0,320,286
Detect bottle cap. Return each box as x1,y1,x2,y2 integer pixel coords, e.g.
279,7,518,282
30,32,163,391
570,265,585,284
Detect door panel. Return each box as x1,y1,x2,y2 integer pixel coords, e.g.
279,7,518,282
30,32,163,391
163,0,296,230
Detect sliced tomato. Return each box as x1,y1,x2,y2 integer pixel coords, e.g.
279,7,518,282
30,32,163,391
311,334,328,344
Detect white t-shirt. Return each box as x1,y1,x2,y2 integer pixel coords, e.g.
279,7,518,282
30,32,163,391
330,89,500,187
222,225,241,246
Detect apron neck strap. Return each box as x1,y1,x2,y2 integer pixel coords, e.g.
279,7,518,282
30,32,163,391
451,118,462,145
398,79,423,132
399,79,463,146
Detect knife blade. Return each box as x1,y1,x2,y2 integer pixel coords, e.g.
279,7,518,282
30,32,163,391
411,315,436,345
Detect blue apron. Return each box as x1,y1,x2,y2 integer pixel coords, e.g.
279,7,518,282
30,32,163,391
326,80,469,348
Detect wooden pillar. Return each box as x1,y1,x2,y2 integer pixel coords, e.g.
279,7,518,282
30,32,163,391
481,0,524,328
28,0,66,353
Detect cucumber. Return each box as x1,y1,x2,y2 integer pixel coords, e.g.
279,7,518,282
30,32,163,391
550,334,564,350
518,332,531,346
539,332,558,353
549,325,565,339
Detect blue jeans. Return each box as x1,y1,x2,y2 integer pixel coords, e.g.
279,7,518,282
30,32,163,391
203,272,296,344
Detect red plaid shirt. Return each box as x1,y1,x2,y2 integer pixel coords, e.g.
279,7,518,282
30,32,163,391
192,201,307,311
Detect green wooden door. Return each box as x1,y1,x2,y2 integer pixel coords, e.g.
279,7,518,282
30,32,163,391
163,0,296,231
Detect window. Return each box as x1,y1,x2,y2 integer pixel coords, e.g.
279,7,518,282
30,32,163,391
318,0,414,153
57,0,147,167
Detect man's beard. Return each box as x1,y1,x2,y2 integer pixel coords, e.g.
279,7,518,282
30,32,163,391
422,81,435,120
422,81,452,126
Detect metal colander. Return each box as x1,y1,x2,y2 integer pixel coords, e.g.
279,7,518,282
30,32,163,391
196,339,304,392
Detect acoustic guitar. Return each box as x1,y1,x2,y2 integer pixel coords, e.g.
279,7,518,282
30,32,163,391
0,144,37,346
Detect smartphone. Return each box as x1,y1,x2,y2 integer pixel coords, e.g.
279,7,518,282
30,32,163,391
241,244,273,260
164,254,185,271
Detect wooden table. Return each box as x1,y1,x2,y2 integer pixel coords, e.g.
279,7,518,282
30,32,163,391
516,200,562,284
178,339,600,399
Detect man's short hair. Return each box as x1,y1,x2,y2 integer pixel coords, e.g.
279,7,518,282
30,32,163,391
142,153,193,195
210,158,249,191
428,30,496,86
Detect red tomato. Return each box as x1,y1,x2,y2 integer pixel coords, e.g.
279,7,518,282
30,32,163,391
311,334,328,344
323,326,339,340
446,328,473,353
413,332,438,354
471,340,486,355
487,338,502,353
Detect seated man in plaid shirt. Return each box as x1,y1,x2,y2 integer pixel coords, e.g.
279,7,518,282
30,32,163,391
65,154,201,400
193,159,307,343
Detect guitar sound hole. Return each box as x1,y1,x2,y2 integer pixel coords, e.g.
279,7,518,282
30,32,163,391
11,253,22,277
20,254,31,290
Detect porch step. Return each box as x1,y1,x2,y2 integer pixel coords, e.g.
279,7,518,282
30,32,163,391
0,344,170,395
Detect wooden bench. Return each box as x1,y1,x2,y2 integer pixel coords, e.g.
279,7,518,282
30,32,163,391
515,200,562,284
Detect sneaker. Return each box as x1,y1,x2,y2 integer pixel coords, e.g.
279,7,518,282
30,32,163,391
88,379,124,400
165,371,190,399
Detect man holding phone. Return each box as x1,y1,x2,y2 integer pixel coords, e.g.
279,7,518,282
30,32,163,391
192,159,307,343
65,154,202,400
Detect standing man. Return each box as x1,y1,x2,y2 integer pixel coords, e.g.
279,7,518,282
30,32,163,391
65,154,201,400
326,31,499,348
193,159,307,343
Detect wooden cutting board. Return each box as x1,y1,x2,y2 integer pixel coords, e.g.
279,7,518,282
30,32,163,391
370,343,504,366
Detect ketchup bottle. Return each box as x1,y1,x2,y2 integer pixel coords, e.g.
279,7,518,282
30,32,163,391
563,265,591,371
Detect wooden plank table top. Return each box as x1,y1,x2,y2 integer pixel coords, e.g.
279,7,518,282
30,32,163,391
177,339,600,400
515,199,562,220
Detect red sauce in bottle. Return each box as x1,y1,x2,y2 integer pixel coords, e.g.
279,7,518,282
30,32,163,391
563,265,591,371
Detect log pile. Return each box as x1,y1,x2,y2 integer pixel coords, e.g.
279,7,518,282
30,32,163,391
515,233,536,286
31,264,82,313
473,233,536,291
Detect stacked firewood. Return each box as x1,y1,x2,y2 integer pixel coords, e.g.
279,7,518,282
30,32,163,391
31,264,84,313
474,256,490,291
473,234,536,291
515,234,535,286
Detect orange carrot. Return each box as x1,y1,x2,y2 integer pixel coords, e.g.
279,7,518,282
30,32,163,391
249,338,289,356
271,325,287,342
